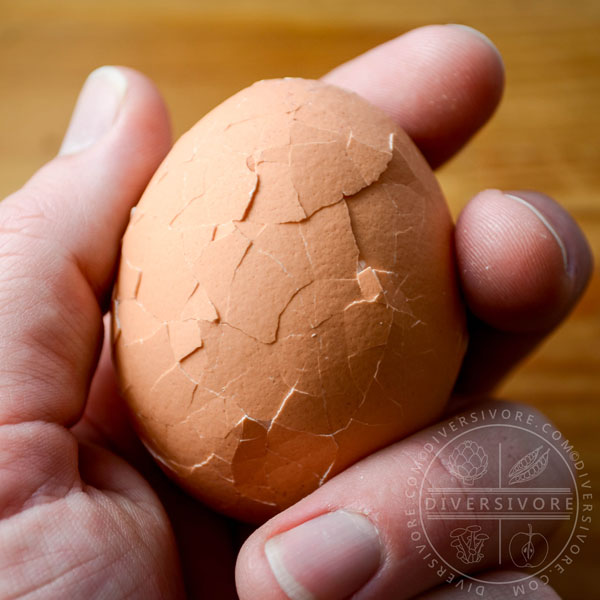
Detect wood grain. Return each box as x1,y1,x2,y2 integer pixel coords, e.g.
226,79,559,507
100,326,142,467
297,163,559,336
1,1,598,597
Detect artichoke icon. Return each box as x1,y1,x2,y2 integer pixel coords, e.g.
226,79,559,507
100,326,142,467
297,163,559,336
446,440,488,485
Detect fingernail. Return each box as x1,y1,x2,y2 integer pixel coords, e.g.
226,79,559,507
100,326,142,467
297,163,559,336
264,510,381,600
446,24,503,63
60,66,128,155
505,193,569,272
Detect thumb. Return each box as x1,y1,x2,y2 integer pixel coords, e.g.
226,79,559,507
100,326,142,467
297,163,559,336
0,66,171,427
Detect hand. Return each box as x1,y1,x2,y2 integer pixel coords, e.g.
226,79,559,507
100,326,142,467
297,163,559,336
0,24,591,600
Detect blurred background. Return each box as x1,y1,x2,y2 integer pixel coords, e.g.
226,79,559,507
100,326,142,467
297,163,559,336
1,0,598,597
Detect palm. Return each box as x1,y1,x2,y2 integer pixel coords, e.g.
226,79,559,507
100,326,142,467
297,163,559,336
0,418,180,597
70,333,242,598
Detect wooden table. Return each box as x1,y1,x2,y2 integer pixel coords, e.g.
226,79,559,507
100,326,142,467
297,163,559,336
1,1,598,597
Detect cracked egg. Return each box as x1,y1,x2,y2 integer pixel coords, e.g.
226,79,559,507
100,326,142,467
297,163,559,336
112,78,468,523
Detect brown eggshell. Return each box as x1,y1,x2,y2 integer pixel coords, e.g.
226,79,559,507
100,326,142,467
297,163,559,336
112,78,467,523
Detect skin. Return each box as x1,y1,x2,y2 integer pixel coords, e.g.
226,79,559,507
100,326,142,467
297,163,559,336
0,24,592,599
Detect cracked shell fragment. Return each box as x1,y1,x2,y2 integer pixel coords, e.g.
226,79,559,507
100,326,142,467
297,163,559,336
112,78,468,523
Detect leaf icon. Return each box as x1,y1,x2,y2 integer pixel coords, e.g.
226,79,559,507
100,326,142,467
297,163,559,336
509,446,542,479
509,448,550,485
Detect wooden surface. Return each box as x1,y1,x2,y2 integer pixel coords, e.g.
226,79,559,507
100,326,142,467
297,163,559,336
1,1,598,597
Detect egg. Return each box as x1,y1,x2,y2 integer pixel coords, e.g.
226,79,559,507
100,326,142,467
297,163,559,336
112,78,467,523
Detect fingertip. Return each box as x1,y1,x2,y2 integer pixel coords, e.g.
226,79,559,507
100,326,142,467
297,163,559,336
456,189,593,332
48,65,173,299
101,65,173,181
508,190,594,299
58,65,172,165
323,24,505,167
446,24,504,69
236,508,383,600
236,529,289,600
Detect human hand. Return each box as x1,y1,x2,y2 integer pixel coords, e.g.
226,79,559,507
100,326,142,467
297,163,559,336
0,24,591,600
